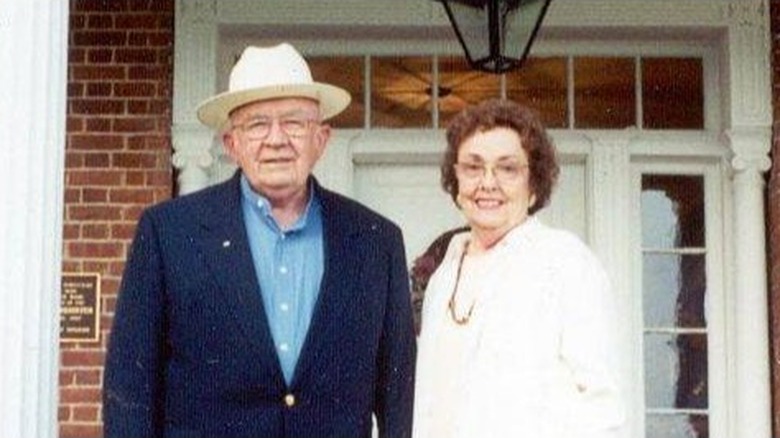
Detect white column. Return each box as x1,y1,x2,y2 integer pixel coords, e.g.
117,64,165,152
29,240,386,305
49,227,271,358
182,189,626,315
0,1,68,438
722,1,772,436
727,127,772,438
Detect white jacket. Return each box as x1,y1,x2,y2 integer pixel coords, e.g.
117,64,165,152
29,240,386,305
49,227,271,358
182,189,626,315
413,217,624,438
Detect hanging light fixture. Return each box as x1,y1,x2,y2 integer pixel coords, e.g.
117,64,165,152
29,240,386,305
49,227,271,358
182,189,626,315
436,0,553,74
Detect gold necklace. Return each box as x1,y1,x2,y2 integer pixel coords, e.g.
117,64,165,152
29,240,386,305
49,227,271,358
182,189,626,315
447,242,475,325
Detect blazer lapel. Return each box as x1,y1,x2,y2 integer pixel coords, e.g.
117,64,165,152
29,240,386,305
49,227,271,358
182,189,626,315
291,185,361,386
194,173,284,378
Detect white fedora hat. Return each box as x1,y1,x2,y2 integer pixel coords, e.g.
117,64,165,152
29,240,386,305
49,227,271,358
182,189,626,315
196,43,351,130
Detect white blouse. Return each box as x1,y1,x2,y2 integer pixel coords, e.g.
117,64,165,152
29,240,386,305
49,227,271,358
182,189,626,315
413,217,625,438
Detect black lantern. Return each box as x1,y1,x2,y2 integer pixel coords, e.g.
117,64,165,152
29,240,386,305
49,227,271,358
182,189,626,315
436,0,553,74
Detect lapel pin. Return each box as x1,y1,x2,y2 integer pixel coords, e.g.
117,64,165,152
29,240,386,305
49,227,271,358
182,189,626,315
222,240,231,248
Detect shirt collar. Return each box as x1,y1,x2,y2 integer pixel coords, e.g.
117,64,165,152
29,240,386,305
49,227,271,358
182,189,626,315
239,174,319,233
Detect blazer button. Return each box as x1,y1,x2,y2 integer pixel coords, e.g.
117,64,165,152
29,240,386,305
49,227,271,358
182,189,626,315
283,393,296,407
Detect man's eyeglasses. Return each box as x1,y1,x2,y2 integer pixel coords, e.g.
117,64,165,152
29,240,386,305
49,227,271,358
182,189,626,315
453,161,529,183
232,116,319,140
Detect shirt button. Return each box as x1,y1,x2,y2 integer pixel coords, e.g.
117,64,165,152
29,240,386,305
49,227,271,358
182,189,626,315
280,303,290,312
284,393,296,407
279,343,290,352
279,266,288,274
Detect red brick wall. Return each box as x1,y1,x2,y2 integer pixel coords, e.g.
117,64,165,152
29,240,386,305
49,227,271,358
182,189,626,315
61,0,174,436
771,0,780,436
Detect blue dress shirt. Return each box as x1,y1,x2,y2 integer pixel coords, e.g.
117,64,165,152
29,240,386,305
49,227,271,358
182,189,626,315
240,176,324,384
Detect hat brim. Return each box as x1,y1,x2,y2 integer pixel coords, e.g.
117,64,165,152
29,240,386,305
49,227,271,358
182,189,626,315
196,82,351,130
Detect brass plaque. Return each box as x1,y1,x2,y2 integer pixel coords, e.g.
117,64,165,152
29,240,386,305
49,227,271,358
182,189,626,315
60,273,101,343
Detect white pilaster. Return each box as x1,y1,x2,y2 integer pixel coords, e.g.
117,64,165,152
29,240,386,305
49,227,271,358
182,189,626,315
726,127,772,438
723,1,772,128
586,132,635,438
173,0,218,194
172,125,215,194
0,1,68,438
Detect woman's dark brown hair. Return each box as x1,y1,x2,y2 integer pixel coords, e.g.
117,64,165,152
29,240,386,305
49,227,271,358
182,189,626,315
441,98,559,216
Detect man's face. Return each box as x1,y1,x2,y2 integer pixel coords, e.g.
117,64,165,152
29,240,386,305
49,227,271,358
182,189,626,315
223,97,330,202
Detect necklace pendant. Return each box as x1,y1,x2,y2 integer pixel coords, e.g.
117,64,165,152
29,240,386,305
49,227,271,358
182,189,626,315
448,294,474,325
447,240,476,325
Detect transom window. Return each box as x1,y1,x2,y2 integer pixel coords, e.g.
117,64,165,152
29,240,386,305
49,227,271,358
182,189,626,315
308,55,703,130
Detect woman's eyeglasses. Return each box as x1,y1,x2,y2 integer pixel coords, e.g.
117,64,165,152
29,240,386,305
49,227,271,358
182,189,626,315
453,161,529,183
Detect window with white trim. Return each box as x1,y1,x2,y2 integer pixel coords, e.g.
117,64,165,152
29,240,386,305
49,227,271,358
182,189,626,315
641,174,708,437
632,161,726,438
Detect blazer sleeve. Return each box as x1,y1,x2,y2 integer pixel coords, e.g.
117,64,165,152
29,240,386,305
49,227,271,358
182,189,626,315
374,225,417,438
103,210,166,438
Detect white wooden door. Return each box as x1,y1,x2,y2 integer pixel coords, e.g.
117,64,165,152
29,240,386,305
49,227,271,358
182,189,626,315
352,152,589,267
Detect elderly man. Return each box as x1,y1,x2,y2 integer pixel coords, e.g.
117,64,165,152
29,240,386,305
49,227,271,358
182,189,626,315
103,43,416,438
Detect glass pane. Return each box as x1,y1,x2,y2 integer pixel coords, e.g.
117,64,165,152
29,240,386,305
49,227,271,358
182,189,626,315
504,0,551,62
643,254,706,328
506,57,567,128
574,57,636,129
371,56,432,128
641,175,705,248
646,414,708,438
644,333,708,409
642,57,704,130
442,2,489,62
308,56,364,128
438,55,500,127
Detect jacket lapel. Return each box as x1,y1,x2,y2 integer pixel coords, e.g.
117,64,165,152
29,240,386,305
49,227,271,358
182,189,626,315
291,184,361,386
193,173,284,379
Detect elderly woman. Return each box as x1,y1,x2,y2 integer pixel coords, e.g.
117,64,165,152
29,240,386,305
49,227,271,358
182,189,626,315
413,99,624,438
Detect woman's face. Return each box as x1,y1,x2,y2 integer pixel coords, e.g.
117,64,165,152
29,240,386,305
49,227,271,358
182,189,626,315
454,127,536,237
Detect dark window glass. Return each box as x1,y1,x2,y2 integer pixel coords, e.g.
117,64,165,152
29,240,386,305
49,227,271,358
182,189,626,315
643,254,706,329
371,56,433,128
574,57,636,129
506,57,568,128
308,56,364,128
646,413,708,438
642,57,704,129
437,55,500,127
641,175,705,248
644,333,709,410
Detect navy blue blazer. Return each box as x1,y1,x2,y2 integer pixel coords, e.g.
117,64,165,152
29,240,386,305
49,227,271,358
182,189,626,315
104,173,416,438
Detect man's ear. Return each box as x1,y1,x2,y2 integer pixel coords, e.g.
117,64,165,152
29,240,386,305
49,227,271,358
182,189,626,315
313,123,331,158
222,131,239,162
